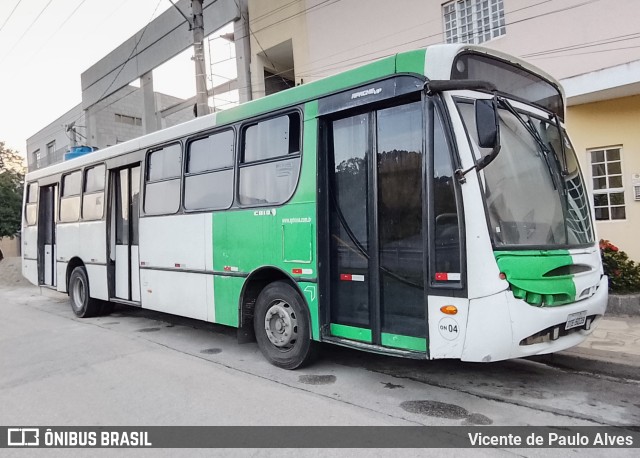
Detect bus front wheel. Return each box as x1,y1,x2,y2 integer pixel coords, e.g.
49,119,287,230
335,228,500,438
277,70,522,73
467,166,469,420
69,266,101,318
254,281,315,369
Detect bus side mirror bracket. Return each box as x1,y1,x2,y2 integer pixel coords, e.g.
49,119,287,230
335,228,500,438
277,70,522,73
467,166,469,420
455,95,502,182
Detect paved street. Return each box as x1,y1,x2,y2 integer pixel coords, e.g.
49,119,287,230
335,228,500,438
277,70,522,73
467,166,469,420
1,273,639,455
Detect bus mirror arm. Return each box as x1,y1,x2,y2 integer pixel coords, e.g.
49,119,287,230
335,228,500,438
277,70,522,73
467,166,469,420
455,94,501,183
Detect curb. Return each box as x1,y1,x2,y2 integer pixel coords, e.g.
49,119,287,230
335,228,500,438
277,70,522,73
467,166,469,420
607,294,640,317
528,349,640,381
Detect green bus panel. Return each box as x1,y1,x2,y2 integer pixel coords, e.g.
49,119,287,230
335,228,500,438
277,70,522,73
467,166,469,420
495,250,576,306
381,333,428,352
299,281,320,341
330,324,373,343
213,275,243,327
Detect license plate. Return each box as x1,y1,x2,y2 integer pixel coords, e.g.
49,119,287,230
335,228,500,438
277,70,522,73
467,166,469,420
565,310,587,330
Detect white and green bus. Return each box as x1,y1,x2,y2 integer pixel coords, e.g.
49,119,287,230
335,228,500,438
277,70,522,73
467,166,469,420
22,44,607,369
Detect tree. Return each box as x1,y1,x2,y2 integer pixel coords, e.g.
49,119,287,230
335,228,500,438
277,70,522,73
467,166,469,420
0,142,25,238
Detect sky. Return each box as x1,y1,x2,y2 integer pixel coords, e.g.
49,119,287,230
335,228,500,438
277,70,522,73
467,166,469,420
0,0,237,157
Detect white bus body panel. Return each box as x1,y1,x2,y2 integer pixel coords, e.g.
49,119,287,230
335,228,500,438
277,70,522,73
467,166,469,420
57,221,107,296
140,270,210,321
115,245,130,299
22,226,38,285
56,262,68,293
44,244,53,285
131,245,141,302
139,214,208,270
138,214,213,321
427,296,470,359
86,264,108,300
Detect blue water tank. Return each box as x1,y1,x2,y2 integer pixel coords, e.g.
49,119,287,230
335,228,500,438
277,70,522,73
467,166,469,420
64,146,96,161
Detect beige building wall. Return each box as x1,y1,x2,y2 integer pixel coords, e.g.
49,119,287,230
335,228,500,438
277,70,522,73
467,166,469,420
0,237,20,258
248,0,310,97
566,95,640,261
491,0,640,80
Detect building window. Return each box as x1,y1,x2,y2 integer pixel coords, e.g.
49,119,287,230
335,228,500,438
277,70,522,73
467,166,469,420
443,0,506,44
33,149,41,169
46,141,56,156
591,147,625,220
144,143,182,215
115,113,143,126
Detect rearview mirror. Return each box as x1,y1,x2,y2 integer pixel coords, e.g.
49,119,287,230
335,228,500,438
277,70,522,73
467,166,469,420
475,99,499,148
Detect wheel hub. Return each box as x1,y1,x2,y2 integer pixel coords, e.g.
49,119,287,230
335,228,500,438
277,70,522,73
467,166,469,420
264,300,298,349
73,277,85,309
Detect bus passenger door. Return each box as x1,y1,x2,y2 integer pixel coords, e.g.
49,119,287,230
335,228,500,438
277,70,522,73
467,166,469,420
37,184,57,287
324,100,428,352
111,165,141,302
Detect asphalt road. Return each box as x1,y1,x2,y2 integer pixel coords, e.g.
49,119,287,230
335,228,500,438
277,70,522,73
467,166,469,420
1,282,638,456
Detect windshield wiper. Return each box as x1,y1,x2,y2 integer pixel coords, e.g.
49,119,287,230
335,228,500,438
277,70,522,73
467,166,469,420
497,98,562,189
552,113,569,175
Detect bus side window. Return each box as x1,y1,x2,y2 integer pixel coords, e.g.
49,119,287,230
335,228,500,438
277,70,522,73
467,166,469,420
238,112,301,206
60,171,82,222
25,182,39,225
184,130,234,211
144,143,182,215
82,164,106,220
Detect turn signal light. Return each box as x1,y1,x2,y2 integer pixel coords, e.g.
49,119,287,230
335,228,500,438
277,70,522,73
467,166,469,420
440,305,458,315
499,272,507,280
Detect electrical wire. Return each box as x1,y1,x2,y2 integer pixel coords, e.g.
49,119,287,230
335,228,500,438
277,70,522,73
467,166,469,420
0,0,53,64
0,0,23,34
25,0,89,61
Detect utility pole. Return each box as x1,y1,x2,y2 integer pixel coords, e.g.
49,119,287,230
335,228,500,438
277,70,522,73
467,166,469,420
66,123,77,148
192,0,209,117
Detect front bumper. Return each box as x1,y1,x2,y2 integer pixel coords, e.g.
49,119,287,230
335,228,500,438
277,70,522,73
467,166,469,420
461,276,608,362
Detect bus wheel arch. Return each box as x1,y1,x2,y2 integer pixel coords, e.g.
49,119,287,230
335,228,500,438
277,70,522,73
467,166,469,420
240,267,316,369
66,257,110,317
66,257,85,293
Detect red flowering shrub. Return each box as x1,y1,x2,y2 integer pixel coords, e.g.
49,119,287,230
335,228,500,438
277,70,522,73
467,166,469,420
600,239,640,293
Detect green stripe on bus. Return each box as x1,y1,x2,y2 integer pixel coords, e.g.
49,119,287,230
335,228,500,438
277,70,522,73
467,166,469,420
495,250,576,306
330,324,372,343
215,53,409,125
213,275,242,327
395,49,426,75
381,333,427,352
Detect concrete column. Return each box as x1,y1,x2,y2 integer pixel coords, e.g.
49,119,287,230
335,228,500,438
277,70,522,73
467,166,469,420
142,71,159,133
234,0,252,103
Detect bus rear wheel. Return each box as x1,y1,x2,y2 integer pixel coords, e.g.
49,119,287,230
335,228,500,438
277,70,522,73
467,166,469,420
253,281,315,369
69,266,101,318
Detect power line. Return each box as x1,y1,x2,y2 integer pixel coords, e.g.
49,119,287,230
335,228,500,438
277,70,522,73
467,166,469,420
522,32,640,58
0,0,23,34
0,0,53,64
26,0,89,61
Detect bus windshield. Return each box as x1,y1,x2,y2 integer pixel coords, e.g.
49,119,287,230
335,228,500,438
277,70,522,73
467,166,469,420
456,99,593,248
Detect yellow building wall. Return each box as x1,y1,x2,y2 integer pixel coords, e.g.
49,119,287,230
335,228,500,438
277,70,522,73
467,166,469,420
566,94,640,262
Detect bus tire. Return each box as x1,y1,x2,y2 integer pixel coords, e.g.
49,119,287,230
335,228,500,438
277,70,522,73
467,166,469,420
69,266,101,318
254,281,316,370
